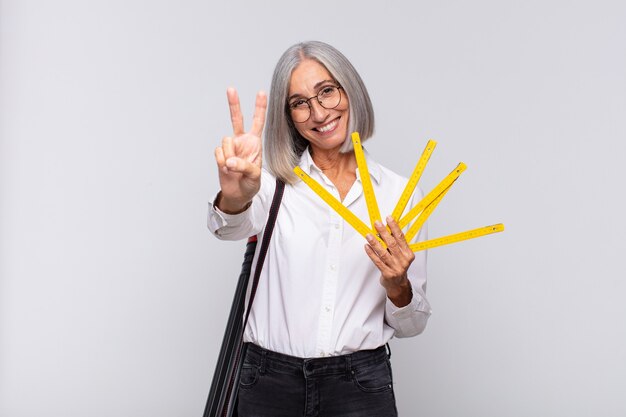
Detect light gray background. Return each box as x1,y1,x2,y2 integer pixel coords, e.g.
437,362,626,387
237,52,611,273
1,0,625,416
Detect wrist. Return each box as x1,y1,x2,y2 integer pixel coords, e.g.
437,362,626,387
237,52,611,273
385,277,413,308
215,192,251,214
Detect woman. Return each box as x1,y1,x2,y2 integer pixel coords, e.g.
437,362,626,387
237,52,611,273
208,41,431,417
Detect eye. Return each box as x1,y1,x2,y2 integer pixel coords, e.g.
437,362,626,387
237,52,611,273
289,99,308,109
319,86,336,98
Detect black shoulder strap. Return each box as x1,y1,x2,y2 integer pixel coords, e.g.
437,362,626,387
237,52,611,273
243,179,285,325
203,178,286,417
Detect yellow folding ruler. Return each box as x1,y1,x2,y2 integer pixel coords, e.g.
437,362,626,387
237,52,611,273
293,132,504,252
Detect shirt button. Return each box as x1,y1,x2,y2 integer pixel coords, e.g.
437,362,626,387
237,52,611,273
330,265,336,271
325,306,331,312
334,224,340,229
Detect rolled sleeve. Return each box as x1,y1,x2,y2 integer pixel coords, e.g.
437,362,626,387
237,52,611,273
207,170,274,241
207,194,254,238
385,287,432,337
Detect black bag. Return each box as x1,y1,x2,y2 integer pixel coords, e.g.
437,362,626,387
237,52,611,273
203,180,285,417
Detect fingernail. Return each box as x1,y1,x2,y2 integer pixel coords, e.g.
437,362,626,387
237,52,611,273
226,158,236,168
387,215,394,223
366,234,373,242
375,220,383,228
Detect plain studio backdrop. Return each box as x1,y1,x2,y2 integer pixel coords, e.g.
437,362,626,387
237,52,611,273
1,0,625,416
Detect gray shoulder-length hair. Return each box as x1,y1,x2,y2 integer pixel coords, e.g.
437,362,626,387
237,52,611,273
264,41,375,184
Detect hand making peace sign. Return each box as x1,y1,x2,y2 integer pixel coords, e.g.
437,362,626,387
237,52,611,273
214,88,267,214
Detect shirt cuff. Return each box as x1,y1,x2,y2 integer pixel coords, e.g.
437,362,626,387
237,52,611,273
207,193,251,235
387,288,432,319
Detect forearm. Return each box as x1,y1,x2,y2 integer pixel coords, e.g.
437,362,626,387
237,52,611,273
385,237,431,337
385,285,431,337
214,191,252,214
208,170,273,241
385,276,413,308
208,194,261,241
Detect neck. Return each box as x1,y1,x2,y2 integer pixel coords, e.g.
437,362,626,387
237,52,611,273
309,145,357,201
309,146,356,179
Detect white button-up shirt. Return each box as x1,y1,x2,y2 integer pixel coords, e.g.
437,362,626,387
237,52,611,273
208,148,431,358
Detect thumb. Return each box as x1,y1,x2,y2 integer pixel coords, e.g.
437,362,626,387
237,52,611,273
226,157,261,179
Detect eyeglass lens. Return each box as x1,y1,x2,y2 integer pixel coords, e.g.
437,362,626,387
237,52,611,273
290,86,342,123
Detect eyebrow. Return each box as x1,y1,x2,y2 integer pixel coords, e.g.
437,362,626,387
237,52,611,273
288,79,337,102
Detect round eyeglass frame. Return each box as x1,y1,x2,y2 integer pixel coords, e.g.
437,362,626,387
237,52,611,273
288,86,344,123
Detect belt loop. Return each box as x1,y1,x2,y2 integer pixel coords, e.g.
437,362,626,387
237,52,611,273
385,343,392,359
345,354,353,381
260,348,267,374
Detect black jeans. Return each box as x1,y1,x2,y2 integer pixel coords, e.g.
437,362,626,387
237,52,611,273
237,343,398,417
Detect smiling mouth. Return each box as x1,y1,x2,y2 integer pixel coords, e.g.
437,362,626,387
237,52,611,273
314,118,339,133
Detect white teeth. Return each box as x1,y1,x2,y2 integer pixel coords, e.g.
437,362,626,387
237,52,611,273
318,119,337,133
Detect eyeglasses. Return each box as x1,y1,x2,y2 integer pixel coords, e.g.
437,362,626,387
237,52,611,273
288,85,343,123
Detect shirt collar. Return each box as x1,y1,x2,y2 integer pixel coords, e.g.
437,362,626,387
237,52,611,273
298,145,382,185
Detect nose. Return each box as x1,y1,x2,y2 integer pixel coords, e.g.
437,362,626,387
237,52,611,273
309,99,329,122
